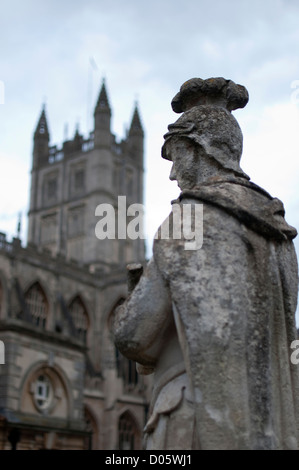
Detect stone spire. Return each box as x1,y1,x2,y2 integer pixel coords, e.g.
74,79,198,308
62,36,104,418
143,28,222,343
94,79,111,114
127,103,144,162
33,105,50,168
94,79,112,147
129,103,144,137
34,105,50,140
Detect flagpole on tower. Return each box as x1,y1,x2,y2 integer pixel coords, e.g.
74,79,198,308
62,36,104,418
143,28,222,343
17,212,22,240
87,56,98,137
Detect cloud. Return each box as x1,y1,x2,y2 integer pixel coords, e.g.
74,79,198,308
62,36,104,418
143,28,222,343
0,0,298,324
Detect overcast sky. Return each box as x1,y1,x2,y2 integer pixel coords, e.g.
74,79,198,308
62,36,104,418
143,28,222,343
0,0,298,316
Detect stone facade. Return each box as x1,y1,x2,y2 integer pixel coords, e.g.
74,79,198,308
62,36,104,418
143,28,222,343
0,80,150,450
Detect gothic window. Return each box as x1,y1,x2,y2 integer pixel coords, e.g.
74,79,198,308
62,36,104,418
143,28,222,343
43,172,58,204
40,213,57,245
118,412,139,450
69,297,89,344
47,178,57,199
67,206,84,238
126,168,133,196
67,237,83,261
115,348,139,391
70,164,86,196
84,407,98,450
74,168,85,191
34,374,53,411
25,282,48,328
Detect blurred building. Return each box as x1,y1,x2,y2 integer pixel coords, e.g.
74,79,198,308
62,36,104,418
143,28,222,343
0,80,149,450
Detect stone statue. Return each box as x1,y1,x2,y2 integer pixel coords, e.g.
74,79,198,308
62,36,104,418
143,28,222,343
112,77,299,450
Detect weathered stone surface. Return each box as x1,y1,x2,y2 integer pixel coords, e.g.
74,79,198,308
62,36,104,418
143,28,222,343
171,77,249,113
113,77,299,450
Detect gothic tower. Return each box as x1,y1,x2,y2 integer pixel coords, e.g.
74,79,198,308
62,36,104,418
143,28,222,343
27,80,145,270
0,79,149,451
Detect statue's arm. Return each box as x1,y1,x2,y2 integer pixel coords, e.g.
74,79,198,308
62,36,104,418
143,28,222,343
112,257,172,367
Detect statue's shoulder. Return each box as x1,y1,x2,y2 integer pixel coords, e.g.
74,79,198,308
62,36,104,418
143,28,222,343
177,179,297,241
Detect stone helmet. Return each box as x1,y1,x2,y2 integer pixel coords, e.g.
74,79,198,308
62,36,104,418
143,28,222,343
162,77,250,179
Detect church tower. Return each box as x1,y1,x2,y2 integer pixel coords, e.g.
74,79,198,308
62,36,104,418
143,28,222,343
94,79,112,148
128,104,144,162
33,106,50,168
0,78,149,451
27,80,145,270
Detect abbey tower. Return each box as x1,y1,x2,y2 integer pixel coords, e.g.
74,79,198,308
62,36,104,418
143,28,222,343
28,80,145,268
0,81,149,450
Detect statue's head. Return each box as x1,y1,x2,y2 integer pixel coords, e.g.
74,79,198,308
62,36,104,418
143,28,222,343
162,78,250,189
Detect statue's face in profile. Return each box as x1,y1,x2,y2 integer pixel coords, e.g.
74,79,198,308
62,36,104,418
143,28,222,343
163,137,198,190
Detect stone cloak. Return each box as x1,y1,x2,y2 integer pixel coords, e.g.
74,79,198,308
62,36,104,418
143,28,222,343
153,178,299,449
113,178,299,450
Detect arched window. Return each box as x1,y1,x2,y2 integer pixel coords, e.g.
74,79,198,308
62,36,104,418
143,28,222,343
118,411,140,450
115,348,139,391
25,283,48,328
34,374,53,411
84,407,98,450
69,297,89,344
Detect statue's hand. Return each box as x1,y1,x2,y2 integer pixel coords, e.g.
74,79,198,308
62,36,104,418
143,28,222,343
127,263,143,294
